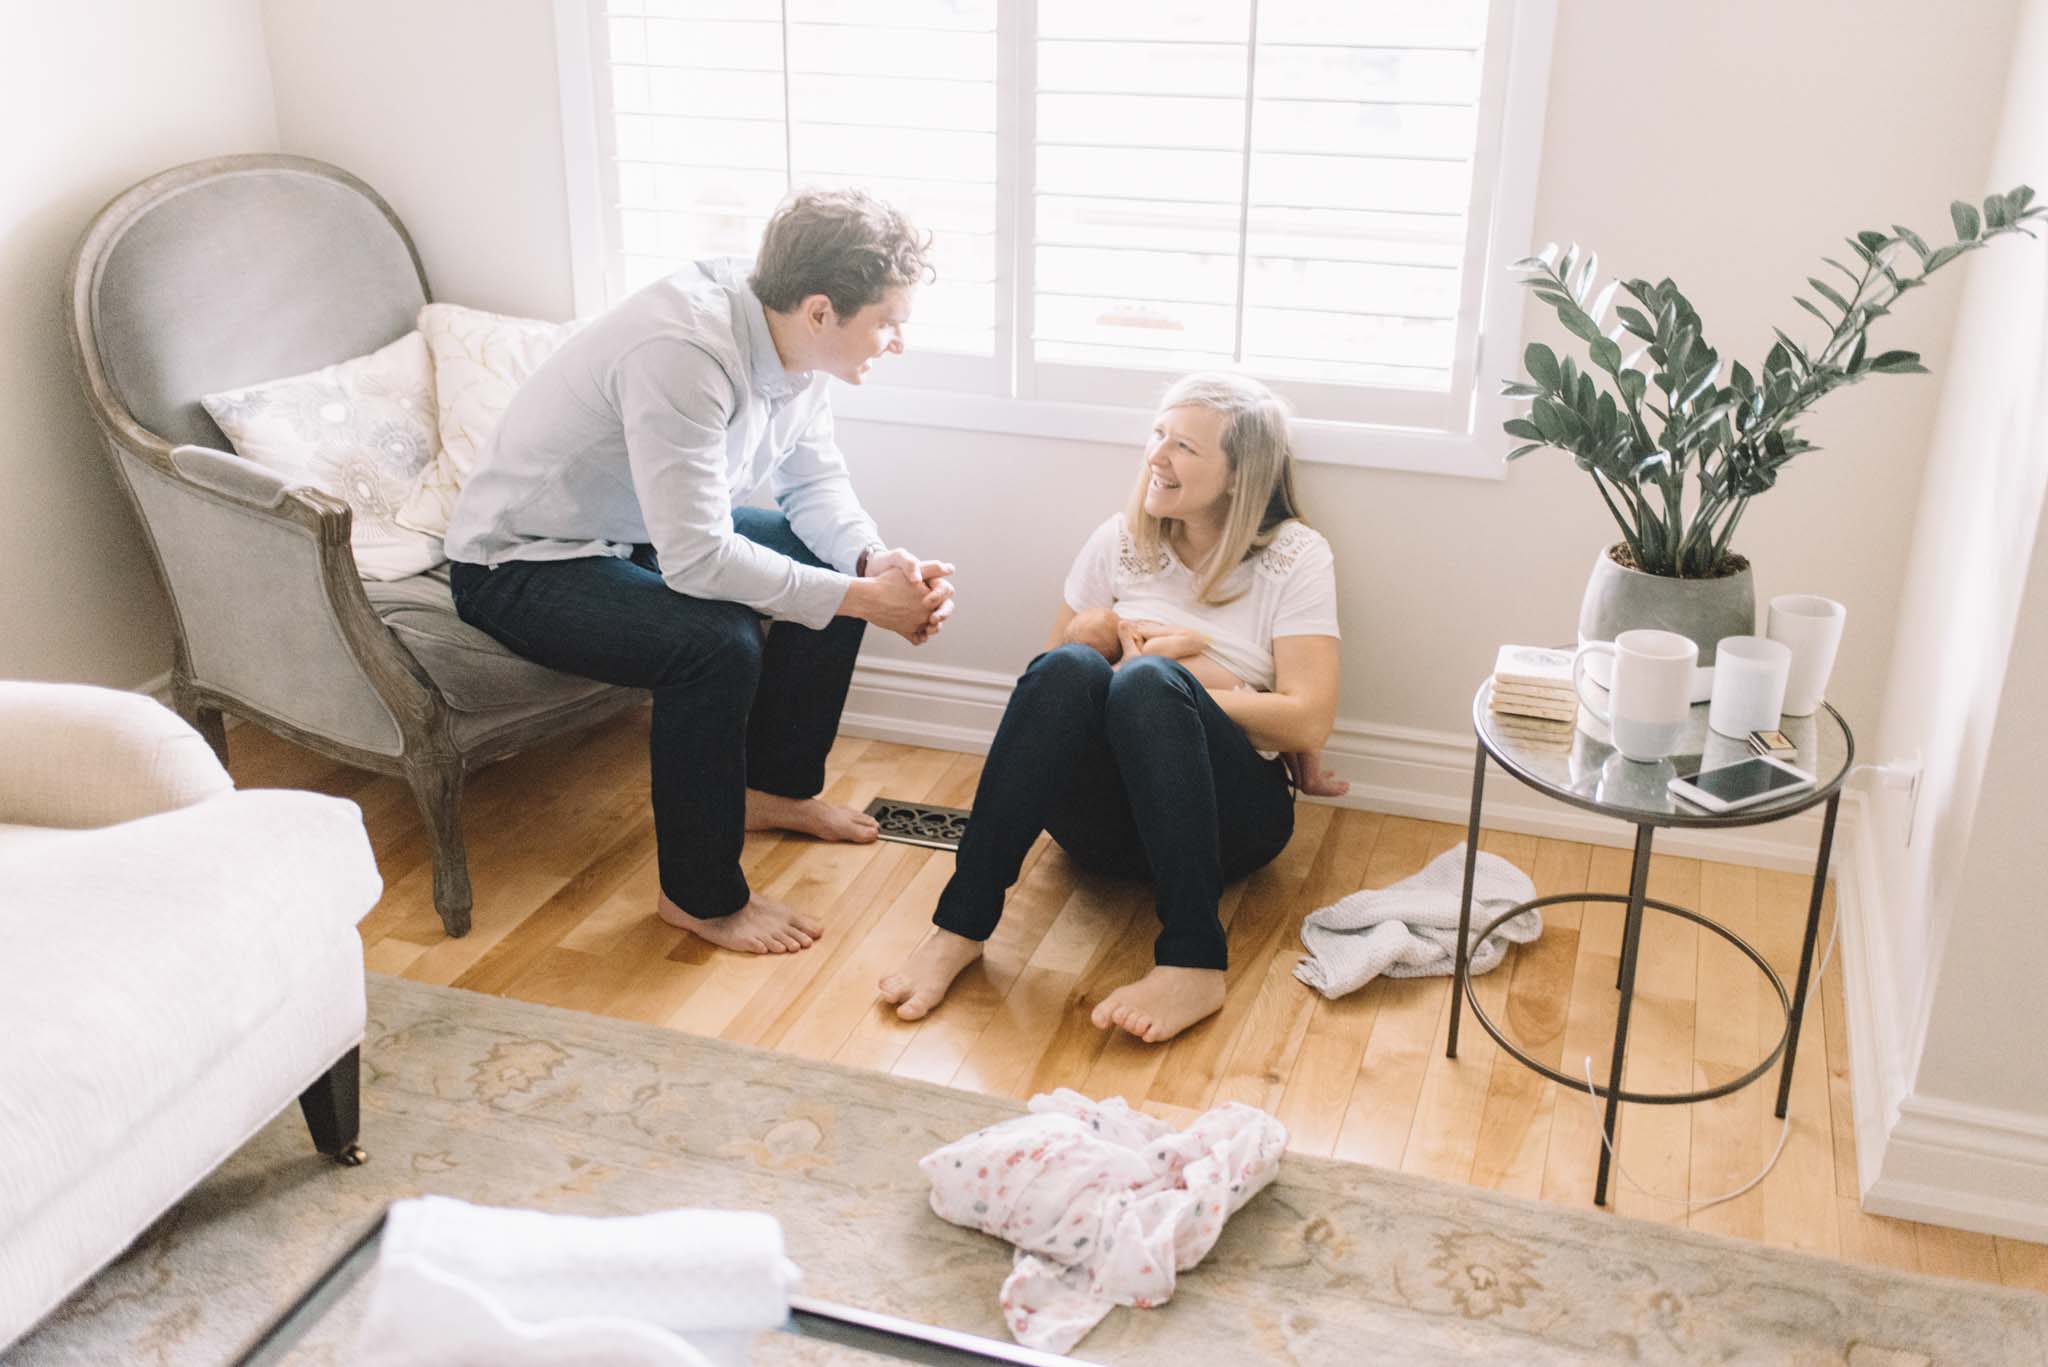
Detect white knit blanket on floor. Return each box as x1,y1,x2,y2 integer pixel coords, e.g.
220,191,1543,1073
1294,843,1540,999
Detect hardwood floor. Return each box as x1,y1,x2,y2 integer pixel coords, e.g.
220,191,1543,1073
228,705,2048,1295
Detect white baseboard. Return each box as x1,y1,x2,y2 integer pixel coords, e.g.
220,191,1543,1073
1862,1093,2048,1241
841,654,1840,872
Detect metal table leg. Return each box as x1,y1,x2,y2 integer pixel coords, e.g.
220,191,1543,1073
1595,823,1657,1207
1447,745,1488,1060
1774,791,1840,1119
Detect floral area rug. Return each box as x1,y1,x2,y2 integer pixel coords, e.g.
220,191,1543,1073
14,974,2046,1365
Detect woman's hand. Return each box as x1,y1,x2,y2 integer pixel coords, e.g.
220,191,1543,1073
1114,616,1159,661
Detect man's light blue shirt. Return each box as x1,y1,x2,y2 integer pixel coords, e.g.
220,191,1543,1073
445,257,882,630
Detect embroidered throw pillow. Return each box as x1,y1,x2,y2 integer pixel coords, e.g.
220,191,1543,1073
395,303,579,538
200,332,444,582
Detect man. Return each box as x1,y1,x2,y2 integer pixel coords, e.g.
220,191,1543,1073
446,189,954,956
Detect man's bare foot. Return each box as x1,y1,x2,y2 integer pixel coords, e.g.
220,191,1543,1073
1090,965,1228,1044
746,789,880,843
658,892,824,954
877,929,984,1020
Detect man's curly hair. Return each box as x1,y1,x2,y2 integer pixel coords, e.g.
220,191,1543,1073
748,188,934,319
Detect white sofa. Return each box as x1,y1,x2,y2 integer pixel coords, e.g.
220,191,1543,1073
0,682,383,1350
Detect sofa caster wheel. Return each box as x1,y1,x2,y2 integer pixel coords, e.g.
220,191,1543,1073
334,1143,368,1167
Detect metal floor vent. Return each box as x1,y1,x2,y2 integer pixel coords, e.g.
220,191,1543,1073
864,798,971,851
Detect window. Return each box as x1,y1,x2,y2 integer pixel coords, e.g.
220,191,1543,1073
557,0,1555,473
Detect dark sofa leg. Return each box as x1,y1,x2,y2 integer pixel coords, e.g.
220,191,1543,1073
172,683,229,768
300,1046,367,1166
405,758,474,938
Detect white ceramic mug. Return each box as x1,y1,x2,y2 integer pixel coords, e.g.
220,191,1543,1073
1767,595,1846,717
1707,635,1793,738
1574,629,1699,762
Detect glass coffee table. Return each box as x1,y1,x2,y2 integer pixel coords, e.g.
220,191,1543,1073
231,1206,1088,1366
1446,679,1852,1207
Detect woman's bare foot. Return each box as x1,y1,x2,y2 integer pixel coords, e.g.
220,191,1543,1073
1090,965,1227,1043
877,929,985,1020
658,892,824,954
746,789,880,843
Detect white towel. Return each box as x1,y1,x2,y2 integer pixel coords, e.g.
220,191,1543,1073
1294,843,1540,998
355,1198,799,1367
920,1090,1286,1354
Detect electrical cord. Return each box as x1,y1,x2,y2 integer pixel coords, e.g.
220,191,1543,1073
1570,757,1900,1210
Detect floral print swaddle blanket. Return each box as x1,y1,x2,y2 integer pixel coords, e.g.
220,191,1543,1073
919,1089,1287,1352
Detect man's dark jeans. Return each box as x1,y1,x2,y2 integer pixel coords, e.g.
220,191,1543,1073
447,508,864,918
934,645,1295,971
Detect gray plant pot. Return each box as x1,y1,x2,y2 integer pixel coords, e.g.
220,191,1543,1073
1577,544,1756,668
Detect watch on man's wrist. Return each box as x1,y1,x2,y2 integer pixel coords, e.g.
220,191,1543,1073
856,543,885,577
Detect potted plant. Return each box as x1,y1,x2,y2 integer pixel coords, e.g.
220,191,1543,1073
1503,185,2046,678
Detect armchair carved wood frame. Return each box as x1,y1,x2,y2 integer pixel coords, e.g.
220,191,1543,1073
66,154,643,937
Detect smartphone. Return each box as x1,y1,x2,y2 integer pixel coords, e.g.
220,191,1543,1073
1666,755,1816,813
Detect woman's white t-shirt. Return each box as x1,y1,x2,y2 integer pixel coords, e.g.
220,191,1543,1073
1062,514,1341,693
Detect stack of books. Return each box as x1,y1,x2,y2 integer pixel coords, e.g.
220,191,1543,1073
1489,644,1578,749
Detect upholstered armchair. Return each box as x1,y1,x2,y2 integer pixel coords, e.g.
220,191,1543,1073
0,681,381,1350
65,154,643,936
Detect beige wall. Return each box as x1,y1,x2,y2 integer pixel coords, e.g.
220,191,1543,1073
1872,0,2048,1121
257,0,2023,738
261,0,577,323
0,1,279,688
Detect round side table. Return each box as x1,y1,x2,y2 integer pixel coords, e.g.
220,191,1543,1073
1446,679,1853,1206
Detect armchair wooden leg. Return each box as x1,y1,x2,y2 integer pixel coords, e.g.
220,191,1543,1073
404,758,473,938
172,683,229,768
299,1046,367,1166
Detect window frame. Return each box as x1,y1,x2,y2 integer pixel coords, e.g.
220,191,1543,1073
555,0,1557,479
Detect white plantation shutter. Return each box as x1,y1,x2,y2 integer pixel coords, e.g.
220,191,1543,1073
575,0,1532,450
1027,0,1500,425
594,0,1004,390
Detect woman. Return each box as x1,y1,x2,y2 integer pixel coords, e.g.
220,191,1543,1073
879,372,1342,1043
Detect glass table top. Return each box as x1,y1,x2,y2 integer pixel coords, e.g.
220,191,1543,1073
1473,680,1854,829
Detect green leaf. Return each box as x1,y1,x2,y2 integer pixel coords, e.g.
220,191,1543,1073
1590,336,1622,372
1952,200,1982,240
1808,277,1851,313
1530,399,1567,442
1823,256,1860,282
1505,443,1543,461
1523,342,1559,389
1503,417,1544,440
1985,194,2012,230
1558,306,1603,344
1730,361,1755,394
1500,380,1544,398
1868,350,1928,373
1925,243,1965,271
1890,225,1930,259
1615,305,1656,340
1795,297,1833,327
1856,230,1889,252
1848,333,1868,372
2014,185,2037,212
1618,370,1647,405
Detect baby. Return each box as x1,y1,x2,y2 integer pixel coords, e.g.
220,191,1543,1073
1064,608,1348,797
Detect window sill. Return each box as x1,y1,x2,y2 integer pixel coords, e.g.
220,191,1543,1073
828,382,1509,481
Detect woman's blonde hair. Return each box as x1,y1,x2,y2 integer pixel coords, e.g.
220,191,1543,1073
1124,371,1305,605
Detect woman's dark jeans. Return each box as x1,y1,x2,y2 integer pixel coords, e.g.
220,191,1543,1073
447,508,865,919
934,645,1295,971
